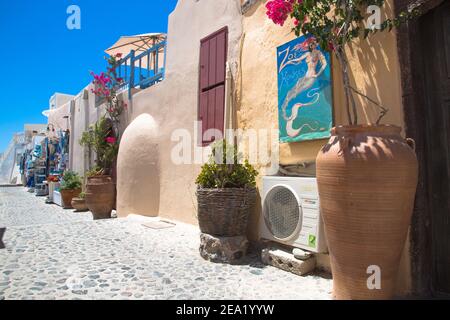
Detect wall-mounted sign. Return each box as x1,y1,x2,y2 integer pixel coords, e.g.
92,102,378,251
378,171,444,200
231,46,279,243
277,35,333,143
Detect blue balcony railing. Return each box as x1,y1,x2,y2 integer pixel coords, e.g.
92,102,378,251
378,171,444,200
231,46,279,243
115,40,167,99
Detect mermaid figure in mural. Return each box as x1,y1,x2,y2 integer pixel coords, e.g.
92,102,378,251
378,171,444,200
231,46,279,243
280,37,327,137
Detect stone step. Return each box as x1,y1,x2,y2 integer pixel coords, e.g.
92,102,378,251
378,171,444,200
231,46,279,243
199,233,249,265
261,246,316,276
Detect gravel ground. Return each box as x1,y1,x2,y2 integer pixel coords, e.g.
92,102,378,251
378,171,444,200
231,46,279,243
0,186,332,300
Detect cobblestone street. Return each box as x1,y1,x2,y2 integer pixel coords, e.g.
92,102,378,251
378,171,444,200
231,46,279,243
0,187,332,300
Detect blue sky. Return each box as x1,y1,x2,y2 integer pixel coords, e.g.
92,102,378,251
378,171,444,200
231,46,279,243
0,0,178,153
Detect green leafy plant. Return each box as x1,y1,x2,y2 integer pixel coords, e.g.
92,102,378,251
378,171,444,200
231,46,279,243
196,140,258,189
78,192,86,199
266,0,420,125
60,171,83,191
85,166,104,178
80,116,119,174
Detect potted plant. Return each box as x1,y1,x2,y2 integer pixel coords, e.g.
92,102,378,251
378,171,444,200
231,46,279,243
60,170,82,209
196,140,258,237
71,192,88,212
266,0,419,299
80,118,118,220
80,54,125,220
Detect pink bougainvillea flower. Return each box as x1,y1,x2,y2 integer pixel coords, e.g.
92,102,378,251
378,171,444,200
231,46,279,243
115,53,123,58
116,77,124,83
92,72,111,87
106,137,117,144
265,0,297,26
293,18,299,26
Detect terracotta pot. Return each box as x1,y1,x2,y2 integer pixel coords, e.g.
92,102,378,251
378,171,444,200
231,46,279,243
85,175,115,220
316,125,418,300
60,189,81,209
71,198,88,212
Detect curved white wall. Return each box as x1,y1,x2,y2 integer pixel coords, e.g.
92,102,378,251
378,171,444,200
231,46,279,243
117,113,160,217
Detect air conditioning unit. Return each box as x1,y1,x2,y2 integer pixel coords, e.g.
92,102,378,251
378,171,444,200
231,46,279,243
259,176,327,253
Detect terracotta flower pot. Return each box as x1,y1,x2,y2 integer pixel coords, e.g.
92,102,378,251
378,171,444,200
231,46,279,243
85,175,115,220
316,125,418,300
60,189,82,209
71,198,89,212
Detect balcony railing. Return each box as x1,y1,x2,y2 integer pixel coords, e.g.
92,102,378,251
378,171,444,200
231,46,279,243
115,41,167,99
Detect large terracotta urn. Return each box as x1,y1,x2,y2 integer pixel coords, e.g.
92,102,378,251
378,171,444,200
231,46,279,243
316,125,418,300
85,175,115,220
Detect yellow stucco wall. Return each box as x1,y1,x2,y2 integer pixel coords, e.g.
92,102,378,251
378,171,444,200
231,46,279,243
239,0,404,166
239,0,410,295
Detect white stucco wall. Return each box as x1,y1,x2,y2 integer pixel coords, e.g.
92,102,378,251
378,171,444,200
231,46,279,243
50,93,75,110
117,0,243,224
70,90,89,175
64,83,111,176
48,102,71,131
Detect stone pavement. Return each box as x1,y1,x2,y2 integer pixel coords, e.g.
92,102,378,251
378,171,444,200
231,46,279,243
0,187,332,300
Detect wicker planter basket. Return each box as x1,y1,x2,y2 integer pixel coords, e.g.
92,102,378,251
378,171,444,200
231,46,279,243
196,187,257,237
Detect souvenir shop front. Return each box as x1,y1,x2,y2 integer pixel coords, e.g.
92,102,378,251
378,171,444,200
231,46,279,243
19,126,70,205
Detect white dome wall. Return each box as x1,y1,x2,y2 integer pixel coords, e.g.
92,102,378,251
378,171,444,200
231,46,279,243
117,113,160,217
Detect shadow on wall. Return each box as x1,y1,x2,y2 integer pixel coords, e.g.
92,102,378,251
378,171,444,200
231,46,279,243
339,0,402,127
285,6,401,164
116,113,160,218
247,191,262,241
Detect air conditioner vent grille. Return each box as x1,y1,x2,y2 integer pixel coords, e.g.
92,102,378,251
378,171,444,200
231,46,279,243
263,186,300,239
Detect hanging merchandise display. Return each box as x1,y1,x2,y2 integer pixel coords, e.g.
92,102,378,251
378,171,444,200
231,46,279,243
35,138,49,196
22,135,45,193
55,130,70,173
44,129,71,205
25,151,35,191
18,127,72,205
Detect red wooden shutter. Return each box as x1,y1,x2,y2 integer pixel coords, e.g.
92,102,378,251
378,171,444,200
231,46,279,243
198,27,228,146
199,41,210,91
213,85,225,133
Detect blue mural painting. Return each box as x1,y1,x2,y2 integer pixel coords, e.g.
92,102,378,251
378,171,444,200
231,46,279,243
277,35,333,143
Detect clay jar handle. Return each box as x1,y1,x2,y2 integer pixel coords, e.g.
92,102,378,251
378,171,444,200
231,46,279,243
406,138,416,151
339,136,353,153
